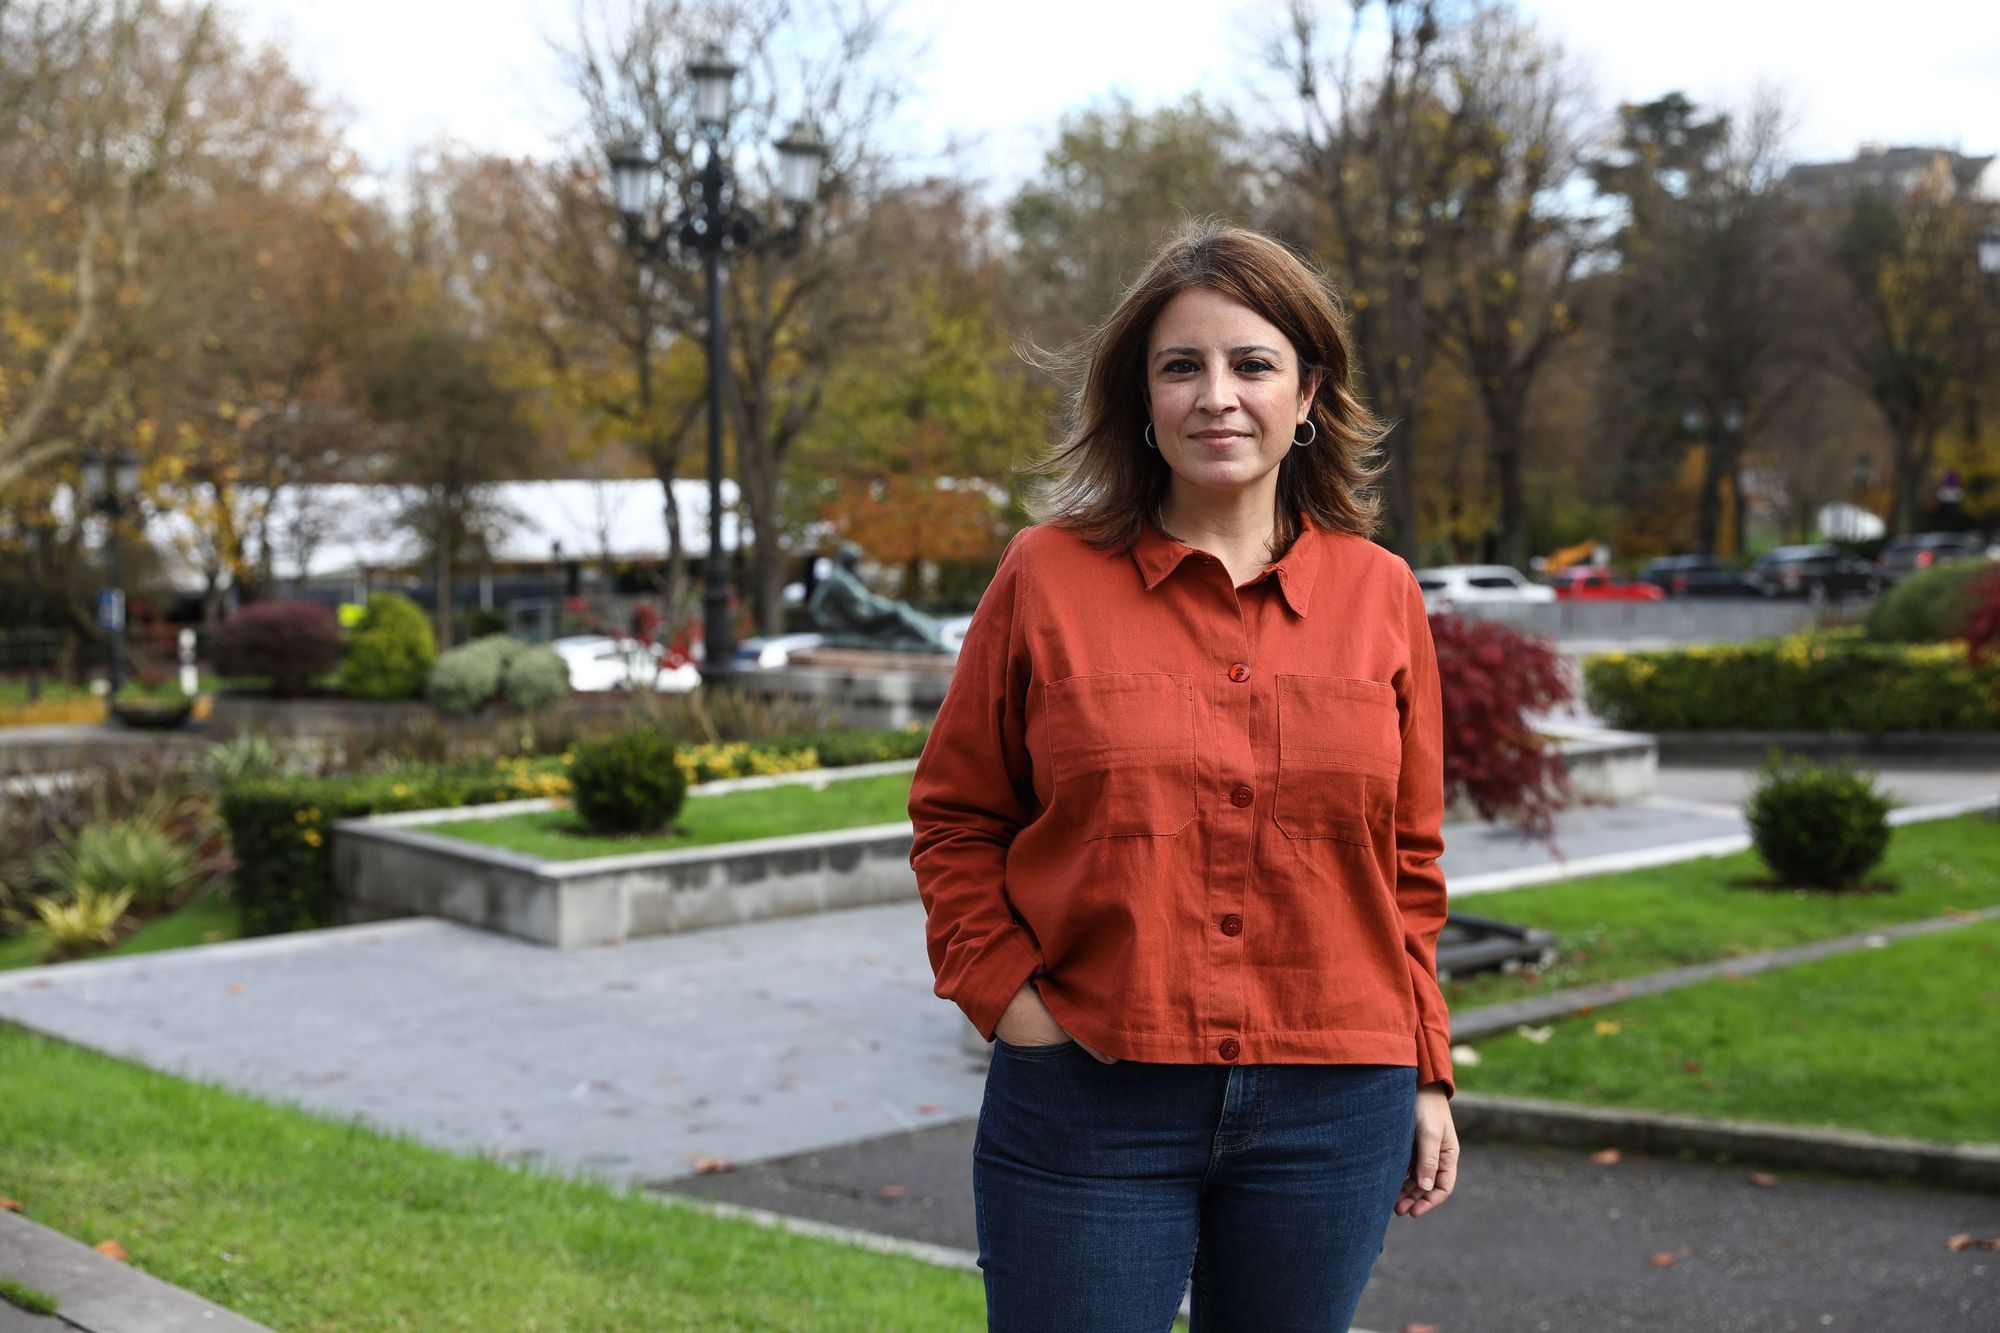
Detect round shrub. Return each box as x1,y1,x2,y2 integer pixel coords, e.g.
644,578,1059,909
500,644,570,711
426,636,517,715
1865,559,1996,643
211,600,342,694
568,728,687,835
340,592,438,700
1746,753,1894,889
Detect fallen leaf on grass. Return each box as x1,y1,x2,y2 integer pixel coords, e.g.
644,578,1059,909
1749,1173,1778,1188
1946,1234,2000,1252
93,1240,128,1261
689,1155,731,1174
1594,1020,1621,1036
1515,1025,1553,1044
1945,909,1978,923
1450,1044,1481,1066
1591,1148,1622,1165
0,1198,22,1212
1682,1060,1702,1073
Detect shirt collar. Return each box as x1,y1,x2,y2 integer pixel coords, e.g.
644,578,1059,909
1132,508,1322,618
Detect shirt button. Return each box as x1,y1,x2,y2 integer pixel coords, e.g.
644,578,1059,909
1229,663,1250,683
1220,914,1242,936
1230,785,1253,807
1218,1037,1241,1061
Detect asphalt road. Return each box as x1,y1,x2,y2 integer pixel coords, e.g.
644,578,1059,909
659,1119,1999,1332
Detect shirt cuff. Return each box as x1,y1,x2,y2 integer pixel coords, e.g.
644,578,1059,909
1415,1023,1455,1099
954,928,1045,1042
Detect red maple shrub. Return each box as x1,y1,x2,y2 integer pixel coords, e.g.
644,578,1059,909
1964,566,2000,667
1428,611,1574,840
211,600,343,695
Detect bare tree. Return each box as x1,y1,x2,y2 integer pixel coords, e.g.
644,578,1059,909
1273,0,1483,559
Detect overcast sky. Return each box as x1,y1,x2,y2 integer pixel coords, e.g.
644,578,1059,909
232,0,1998,195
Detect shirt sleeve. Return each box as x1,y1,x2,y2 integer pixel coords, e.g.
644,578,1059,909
908,530,1045,1041
1395,574,1455,1098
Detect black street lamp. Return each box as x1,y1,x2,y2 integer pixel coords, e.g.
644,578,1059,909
80,444,141,696
608,43,828,690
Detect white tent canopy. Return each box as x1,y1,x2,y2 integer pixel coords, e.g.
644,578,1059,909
138,478,748,594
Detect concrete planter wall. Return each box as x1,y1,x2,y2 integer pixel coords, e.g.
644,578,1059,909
331,761,922,948
1440,723,1656,823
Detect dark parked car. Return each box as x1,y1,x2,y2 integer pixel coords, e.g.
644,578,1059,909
1636,554,1759,598
1876,532,1992,585
1746,544,1881,602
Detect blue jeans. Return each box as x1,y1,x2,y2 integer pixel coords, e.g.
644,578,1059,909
974,1038,1416,1332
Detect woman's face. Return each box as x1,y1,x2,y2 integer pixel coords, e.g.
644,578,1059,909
1144,286,1321,507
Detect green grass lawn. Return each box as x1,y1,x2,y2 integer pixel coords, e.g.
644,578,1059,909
0,895,241,973
414,771,917,861
0,1025,985,1331
1459,918,2000,1144
1440,814,2000,1011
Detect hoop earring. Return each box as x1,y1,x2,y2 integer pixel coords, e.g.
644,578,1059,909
1293,419,1318,447
1144,424,1159,450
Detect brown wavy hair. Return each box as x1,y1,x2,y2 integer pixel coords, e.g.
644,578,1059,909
1020,221,1387,556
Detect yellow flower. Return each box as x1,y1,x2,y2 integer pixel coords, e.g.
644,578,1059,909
302,829,323,847
392,783,410,797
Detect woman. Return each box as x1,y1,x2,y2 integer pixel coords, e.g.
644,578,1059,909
908,223,1458,1331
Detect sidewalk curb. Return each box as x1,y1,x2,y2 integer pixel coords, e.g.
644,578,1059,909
0,1210,270,1332
1449,903,2000,1037
1451,1093,2000,1194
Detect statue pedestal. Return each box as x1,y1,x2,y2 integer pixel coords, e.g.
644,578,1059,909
734,648,956,730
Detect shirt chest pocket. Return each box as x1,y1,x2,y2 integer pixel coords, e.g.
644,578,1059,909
1274,674,1402,845
1045,672,1197,839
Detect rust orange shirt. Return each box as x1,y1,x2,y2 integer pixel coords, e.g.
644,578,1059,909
908,509,1454,1095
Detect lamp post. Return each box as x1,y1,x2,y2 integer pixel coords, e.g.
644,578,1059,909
608,43,827,690
80,445,140,696
1680,398,1746,554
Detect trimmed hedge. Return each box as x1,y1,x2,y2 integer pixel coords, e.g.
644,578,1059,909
340,592,437,700
1583,637,2000,732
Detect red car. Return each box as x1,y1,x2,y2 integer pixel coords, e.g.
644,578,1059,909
1544,566,1667,602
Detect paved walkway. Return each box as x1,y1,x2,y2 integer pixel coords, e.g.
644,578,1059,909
1,761,1996,1329
663,1121,2000,1332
